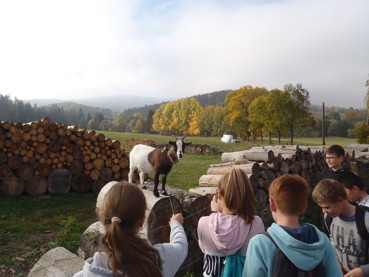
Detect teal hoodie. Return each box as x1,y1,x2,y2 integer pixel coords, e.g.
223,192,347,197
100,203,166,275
243,223,342,277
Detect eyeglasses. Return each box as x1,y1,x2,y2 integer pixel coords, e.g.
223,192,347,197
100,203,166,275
325,156,338,160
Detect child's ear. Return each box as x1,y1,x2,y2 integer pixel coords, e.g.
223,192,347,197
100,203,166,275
138,216,145,228
300,202,308,215
352,185,359,192
269,198,277,212
337,197,346,204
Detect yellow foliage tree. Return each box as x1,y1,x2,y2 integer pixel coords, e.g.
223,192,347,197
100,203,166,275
153,98,202,135
224,85,269,140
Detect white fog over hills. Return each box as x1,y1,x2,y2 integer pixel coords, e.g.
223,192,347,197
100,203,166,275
25,95,173,113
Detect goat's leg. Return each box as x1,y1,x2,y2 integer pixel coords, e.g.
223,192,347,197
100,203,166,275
139,171,147,189
161,174,168,196
128,167,134,183
153,173,160,197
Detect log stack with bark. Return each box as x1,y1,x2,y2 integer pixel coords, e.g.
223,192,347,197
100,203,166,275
192,144,367,210
0,118,130,196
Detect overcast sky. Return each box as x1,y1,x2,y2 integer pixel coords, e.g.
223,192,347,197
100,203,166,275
0,0,368,108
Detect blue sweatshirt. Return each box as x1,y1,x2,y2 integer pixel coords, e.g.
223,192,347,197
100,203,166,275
243,223,342,277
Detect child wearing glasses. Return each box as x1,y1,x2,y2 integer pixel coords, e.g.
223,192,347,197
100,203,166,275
321,144,350,180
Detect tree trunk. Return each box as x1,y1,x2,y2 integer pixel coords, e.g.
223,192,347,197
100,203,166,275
26,176,48,196
221,150,274,163
92,179,109,194
2,175,25,196
48,168,72,193
0,164,11,180
17,163,34,181
207,163,261,176
71,174,93,193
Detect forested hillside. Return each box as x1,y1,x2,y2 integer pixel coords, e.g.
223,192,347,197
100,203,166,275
1,85,367,143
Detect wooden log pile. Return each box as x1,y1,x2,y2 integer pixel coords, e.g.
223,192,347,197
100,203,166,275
0,117,130,196
192,144,366,210
123,138,157,148
157,143,222,155
123,137,222,155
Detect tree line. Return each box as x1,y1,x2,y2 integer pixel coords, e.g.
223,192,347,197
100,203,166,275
1,84,367,144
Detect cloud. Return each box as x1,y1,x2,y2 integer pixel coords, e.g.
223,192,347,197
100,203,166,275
0,0,368,108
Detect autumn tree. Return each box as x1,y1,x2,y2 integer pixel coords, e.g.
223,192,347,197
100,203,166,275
264,89,290,143
343,107,367,129
199,105,227,137
355,123,369,143
152,98,201,135
280,84,315,144
224,85,268,140
127,113,146,133
145,110,155,133
248,95,269,142
328,120,350,137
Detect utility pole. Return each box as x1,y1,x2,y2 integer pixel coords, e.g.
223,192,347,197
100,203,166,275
366,75,369,125
322,102,326,145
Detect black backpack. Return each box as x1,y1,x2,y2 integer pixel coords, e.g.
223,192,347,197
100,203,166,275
324,204,369,241
264,232,326,277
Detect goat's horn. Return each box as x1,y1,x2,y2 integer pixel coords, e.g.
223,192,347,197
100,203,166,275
181,135,187,140
172,135,178,140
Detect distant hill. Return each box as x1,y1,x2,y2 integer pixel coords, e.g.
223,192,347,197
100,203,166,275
191,90,231,107
24,90,232,117
49,102,115,118
26,95,172,113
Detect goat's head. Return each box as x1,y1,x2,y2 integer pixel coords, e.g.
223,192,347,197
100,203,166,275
169,136,192,159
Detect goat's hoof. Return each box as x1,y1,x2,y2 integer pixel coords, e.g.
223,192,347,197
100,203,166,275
161,190,168,196
153,189,160,198
142,185,147,190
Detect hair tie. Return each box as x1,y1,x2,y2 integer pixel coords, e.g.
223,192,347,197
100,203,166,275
111,216,121,223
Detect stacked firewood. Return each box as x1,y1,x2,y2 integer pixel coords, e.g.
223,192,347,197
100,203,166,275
0,117,129,196
123,138,157,148
124,137,221,155
157,143,222,155
192,145,365,210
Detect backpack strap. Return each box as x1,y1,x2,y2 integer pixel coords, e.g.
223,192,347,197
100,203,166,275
355,205,369,264
355,205,369,241
324,213,333,237
264,231,277,247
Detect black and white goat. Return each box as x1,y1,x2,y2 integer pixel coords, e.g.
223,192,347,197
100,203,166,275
128,136,192,197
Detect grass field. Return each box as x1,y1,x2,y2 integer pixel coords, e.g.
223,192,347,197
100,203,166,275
0,133,357,276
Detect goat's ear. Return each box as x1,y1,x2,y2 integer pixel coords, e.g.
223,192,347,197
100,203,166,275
169,140,175,145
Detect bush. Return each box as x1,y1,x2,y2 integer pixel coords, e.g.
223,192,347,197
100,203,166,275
355,123,369,144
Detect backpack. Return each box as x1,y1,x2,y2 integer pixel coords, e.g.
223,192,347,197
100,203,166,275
221,251,245,277
324,204,369,263
324,204,369,241
264,232,326,277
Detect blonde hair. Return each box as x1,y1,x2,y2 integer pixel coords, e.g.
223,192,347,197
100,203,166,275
268,174,309,216
101,181,162,277
312,178,347,205
218,168,256,224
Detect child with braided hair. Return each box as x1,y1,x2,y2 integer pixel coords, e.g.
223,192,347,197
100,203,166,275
73,181,188,277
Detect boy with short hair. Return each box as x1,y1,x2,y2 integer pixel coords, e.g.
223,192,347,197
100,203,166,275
321,144,350,180
243,174,341,277
340,171,369,207
312,178,369,276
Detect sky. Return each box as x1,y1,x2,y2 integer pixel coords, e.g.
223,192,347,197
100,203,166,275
0,0,368,109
